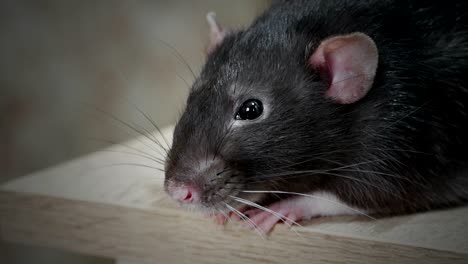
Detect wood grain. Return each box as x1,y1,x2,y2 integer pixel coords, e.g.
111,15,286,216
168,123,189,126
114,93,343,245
2,191,467,264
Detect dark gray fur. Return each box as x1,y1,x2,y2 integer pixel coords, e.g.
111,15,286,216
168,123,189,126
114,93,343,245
165,0,468,215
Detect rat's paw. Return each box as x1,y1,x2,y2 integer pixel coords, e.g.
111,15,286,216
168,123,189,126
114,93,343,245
229,191,366,234
231,198,308,234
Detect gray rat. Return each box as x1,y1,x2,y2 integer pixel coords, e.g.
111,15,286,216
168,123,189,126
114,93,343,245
164,0,468,233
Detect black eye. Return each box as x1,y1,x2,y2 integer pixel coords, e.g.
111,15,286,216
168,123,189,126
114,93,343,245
235,99,263,120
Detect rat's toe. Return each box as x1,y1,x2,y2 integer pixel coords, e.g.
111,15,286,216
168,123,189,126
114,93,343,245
256,213,283,233
214,214,228,225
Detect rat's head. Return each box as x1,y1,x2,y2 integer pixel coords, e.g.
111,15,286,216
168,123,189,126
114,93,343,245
164,13,378,213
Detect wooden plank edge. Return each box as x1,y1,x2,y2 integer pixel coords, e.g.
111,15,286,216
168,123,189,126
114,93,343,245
1,190,466,264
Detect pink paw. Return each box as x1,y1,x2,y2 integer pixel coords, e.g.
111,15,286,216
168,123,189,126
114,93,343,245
227,191,365,234
231,199,305,234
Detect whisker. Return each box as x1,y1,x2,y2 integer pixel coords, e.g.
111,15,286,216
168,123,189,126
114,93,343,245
210,174,242,184
175,71,191,90
224,203,265,239
363,147,433,156
249,170,407,202
86,137,166,164
317,171,406,200
252,159,386,180
256,146,432,174
231,195,305,240
242,190,376,220
89,162,165,173
217,168,232,176
230,196,302,227
313,157,346,167
156,38,197,79
214,205,231,225
380,100,432,130
84,110,165,157
335,168,427,188
108,66,170,153
127,100,171,151
97,150,165,166
213,122,234,161
81,102,167,156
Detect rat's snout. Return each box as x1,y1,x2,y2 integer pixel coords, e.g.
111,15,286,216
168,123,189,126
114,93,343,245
167,182,200,203
164,155,234,208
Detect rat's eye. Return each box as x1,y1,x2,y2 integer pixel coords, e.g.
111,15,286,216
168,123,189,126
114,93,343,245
235,99,263,120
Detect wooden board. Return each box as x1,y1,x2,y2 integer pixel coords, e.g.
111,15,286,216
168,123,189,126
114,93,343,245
1,126,468,263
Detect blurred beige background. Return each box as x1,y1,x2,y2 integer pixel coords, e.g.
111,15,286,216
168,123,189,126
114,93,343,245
0,0,270,182
0,0,270,263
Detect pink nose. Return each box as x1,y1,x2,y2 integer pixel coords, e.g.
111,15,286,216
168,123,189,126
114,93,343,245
169,185,198,203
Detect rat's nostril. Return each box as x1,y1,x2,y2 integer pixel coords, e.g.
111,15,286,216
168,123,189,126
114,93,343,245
184,190,193,201
170,185,198,203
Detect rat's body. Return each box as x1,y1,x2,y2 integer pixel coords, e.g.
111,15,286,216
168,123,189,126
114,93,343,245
165,0,468,232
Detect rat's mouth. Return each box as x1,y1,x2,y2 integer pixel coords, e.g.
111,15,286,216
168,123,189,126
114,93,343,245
200,185,268,217
165,163,270,216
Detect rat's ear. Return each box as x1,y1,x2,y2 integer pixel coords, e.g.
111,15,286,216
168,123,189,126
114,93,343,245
205,12,227,54
309,33,378,104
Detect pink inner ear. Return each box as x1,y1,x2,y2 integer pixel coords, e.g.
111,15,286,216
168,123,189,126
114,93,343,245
310,33,379,104
206,12,227,54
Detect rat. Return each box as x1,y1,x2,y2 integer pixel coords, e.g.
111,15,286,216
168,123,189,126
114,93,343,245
164,0,468,233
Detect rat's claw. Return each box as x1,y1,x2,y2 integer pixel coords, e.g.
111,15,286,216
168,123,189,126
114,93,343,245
214,214,228,225
230,207,250,221
237,198,308,234
244,208,272,225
